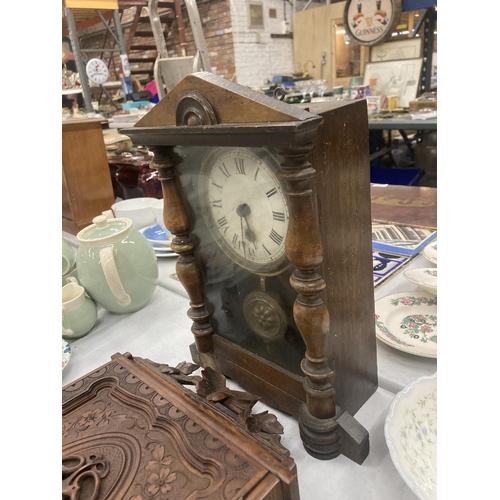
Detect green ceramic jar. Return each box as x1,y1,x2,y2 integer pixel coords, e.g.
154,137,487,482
76,214,158,314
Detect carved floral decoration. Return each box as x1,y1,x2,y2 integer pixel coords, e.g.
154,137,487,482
155,361,286,453
144,445,177,497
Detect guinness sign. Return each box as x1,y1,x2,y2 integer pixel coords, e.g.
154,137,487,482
344,0,402,46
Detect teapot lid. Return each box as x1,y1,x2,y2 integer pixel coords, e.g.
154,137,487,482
77,215,133,247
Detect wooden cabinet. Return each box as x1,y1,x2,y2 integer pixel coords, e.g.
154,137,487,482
62,118,115,234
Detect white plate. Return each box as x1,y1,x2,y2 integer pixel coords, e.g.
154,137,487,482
385,373,437,500
155,251,178,258
375,291,437,358
423,240,437,264
153,243,175,250
403,268,437,295
62,339,72,370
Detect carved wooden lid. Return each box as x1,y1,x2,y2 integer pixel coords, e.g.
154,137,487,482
62,353,300,500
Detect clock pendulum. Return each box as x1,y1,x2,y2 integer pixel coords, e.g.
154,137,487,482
242,275,288,342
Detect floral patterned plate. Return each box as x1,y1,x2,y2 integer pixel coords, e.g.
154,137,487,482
423,240,437,264
385,373,437,500
375,291,437,358
62,339,72,370
403,268,437,295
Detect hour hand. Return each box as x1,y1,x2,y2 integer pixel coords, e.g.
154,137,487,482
236,203,256,245
244,221,257,245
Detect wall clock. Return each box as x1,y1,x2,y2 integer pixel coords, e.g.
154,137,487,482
85,58,109,85
121,73,377,464
343,0,402,47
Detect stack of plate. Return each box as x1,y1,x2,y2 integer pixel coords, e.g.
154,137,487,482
375,240,438,359
141,224,177,258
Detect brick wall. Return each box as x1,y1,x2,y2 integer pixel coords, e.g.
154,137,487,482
74,1,235,84
69,0,298,89
166,0,236,81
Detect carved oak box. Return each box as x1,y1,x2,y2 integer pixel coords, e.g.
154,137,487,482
62,352,300,500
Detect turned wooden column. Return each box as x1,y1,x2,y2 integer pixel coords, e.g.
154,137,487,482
150,146,215,357
277,143,340,460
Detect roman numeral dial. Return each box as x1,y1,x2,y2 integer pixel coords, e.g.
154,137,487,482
200,147,289,273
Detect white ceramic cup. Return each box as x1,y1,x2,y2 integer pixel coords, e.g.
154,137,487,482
111,197,156,229
151,198,165,229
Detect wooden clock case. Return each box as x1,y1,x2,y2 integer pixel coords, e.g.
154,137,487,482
122,72,377,464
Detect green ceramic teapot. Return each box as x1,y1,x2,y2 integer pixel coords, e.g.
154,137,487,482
76,214,158,314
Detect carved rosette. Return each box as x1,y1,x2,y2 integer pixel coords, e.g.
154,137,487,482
277,144,341,460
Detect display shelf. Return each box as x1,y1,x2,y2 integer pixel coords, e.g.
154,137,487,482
62,88,83,95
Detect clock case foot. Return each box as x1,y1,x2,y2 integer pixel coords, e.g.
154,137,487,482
299,405,369,464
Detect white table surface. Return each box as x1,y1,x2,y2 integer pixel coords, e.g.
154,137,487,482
62,230,437,499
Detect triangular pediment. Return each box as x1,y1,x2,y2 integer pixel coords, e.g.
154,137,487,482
134,72,315,127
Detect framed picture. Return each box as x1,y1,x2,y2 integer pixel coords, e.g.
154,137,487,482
363,58,423,108
370,38,422,62
248,1,264,29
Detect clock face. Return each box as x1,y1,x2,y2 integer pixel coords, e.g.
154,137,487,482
199,147,289,274
86,58,109,85
173,144,307,375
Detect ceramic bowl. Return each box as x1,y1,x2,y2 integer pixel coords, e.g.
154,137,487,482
111,197,156,229
403,268,437,295
385,373,437,500
151,198,165,228
423,240,437,265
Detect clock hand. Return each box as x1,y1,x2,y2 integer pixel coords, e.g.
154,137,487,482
243,217,257,248
236,203,257,246
240,214,247,259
